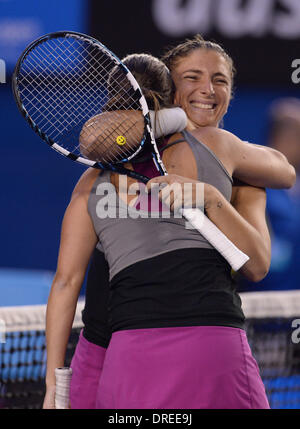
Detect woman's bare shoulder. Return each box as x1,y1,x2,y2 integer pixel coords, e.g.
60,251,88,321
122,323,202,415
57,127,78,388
72,167,101,198
191,126,236,143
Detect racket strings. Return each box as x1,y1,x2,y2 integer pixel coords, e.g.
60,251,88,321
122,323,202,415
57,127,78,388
77,74,144,163
79,110,144,163
20,45,104,136
19,64,91,138
23,39,138,115
19,39,103,135
18,36,145,163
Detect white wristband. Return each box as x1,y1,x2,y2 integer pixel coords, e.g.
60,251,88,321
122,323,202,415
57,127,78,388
149,107,187,138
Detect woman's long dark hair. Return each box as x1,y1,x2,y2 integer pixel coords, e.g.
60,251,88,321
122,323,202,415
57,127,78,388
105,53,174,112
123,53,174,110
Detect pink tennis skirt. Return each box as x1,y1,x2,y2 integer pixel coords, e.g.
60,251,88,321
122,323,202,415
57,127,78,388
70,331,106,409
70,326,270,409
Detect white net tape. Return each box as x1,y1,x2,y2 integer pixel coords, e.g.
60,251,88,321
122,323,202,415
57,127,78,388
1,291,300,333
240,290,300,319
0,298,85,332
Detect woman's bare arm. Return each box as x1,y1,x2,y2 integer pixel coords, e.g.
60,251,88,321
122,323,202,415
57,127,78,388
191,127,296,189
230,136,296,189
204,182,270,281
43,169,98,408
147,174,271,282
229,184,271,281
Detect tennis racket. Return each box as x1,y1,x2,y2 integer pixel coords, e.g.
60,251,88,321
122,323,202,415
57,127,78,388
12,31,249,271
55,367,72,409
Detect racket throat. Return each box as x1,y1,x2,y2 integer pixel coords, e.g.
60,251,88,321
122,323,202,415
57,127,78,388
153,157,166,175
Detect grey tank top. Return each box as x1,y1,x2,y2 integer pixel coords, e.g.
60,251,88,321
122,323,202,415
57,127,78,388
88,130,232,280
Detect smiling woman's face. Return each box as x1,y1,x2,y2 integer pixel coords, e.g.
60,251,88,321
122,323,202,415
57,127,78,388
171,48,232,128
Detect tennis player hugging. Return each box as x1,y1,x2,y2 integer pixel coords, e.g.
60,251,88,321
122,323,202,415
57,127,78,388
44,35,295,409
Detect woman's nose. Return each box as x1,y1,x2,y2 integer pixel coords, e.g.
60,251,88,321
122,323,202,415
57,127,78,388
197,78,215,96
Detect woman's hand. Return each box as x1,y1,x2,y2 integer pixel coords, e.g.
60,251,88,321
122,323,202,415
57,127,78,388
146,174,214,213
43,385,56,409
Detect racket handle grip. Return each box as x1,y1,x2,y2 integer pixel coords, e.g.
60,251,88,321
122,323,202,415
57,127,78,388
55,367,72,409
181,208,249,271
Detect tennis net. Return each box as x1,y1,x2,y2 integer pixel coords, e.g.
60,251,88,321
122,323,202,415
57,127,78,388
1,291,300,409
0,300,84,409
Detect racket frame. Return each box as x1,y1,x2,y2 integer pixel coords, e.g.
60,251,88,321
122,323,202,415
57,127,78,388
12,31,155,181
